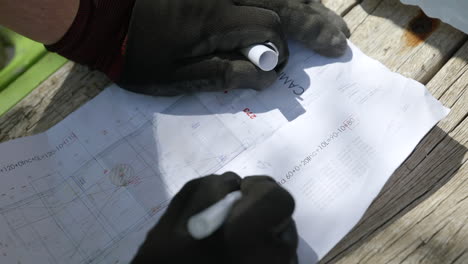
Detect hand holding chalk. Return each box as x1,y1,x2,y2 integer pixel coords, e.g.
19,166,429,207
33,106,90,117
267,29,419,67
132,172,299,262
241,43,279,71
187,190,243,240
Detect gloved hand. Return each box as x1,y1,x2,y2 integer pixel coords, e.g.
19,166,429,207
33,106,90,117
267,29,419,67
47,0,350,96
131,172,298,264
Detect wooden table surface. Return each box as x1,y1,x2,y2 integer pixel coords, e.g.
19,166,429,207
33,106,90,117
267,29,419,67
1,0,467,263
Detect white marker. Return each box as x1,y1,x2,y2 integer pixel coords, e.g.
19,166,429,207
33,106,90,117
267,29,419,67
241,43,279,71
187,190,243,240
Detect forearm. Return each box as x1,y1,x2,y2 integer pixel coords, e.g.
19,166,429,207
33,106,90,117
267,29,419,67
0,0,79,44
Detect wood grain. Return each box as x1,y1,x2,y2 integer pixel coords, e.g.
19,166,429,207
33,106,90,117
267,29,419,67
321,2,468,261
0,63,108,142
322,0,360,16
329,118,468,263
345,0,467,84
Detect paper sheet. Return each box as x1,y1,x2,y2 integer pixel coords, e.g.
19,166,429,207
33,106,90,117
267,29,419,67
0,41,449,263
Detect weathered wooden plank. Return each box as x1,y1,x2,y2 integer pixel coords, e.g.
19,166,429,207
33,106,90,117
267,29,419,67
322,0,360,16
322,120,468,263
319,0,468,262
403,42,468,170
330,117,468,263
342,0,383,33
426,41,468,99
0,62,108,142
321,35,468,264
349,41,467,179
344,0,467,84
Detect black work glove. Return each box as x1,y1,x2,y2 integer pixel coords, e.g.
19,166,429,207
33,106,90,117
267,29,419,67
238,0,351,56
131,172,298,264
122,0,350,95
47,0,350,96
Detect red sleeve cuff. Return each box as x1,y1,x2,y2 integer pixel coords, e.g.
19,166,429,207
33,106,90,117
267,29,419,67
45,0,135,82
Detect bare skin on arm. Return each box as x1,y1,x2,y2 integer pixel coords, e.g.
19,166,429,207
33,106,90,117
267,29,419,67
0,0,79,44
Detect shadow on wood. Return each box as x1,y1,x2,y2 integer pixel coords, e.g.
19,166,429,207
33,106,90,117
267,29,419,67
321,125,467,263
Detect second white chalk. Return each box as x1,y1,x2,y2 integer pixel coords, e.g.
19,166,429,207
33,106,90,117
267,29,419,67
241,43,279,71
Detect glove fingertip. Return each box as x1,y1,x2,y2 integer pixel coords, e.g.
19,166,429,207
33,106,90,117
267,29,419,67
312,30,348,57
220,171,243,187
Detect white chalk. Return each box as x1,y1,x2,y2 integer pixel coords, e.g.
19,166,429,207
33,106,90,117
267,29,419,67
241,43,279,71
187,190,243,240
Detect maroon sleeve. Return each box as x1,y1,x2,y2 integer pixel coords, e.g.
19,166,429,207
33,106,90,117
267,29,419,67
45,0,136,81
